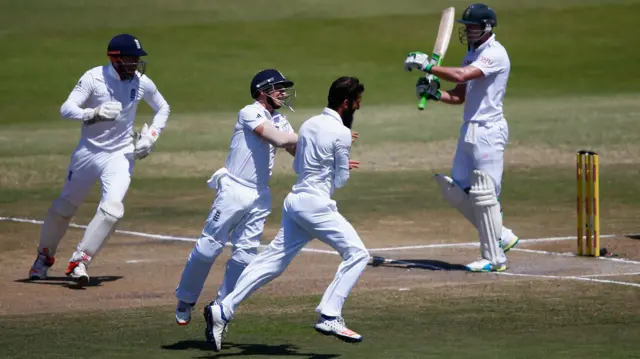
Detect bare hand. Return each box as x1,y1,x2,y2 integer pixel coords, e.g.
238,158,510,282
351,131,359,144
349,160,360,170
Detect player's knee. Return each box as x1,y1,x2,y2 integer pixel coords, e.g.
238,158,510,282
344,246,370,264
99,200,124,221
230,247,257,267
52,197,78,218
193,236,225,261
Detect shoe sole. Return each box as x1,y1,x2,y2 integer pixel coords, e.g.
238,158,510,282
203,305,221,352
175,317,190,326
502,237,520,253
72,275,90,287
466,265,507,272
314,327,363,343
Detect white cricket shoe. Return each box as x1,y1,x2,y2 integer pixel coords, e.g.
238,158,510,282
204,303,229,352
175,301,194,326
65,261,90,287
314,316,363,343
466,258,507,272
29,249,55,280
500,229,520,253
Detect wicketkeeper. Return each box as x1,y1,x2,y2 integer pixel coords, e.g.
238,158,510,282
28,34,171,286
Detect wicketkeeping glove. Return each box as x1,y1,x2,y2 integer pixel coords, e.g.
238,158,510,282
404,51,430,72
416,77,441,101
133,123,160,160
83,101,122,124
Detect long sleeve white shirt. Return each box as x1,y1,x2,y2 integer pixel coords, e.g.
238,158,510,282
290,107,352,198
60,64,170,152
224,101,294,189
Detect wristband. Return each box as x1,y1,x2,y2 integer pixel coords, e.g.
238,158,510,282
425,63,434,73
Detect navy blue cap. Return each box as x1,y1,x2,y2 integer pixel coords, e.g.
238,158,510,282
107,34,148,57
250,69,293,97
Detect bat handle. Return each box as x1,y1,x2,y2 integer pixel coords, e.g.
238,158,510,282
418,95,427,110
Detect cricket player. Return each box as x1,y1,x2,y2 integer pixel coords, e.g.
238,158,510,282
403,3,519,272
174,69,299,326
203,76,368,352
28,34,170,286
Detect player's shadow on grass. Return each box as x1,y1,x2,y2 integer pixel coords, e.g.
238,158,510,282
162,340,339,358
369,258,467,271
14,275,123,290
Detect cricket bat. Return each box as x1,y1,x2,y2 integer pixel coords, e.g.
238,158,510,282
418,6,455,110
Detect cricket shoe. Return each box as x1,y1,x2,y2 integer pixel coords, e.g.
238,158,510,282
204,302,229,352
500,229,520,253
466,258,507,272
213,300,230,338
29,248,55,280
314,315,363,343
175,300,194,326
65,261,90,287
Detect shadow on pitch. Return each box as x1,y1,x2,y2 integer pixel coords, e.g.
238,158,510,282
162,340,340,358
14,275,123,290
369,258,467,271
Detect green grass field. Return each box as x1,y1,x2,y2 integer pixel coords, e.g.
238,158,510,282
1,0,640,358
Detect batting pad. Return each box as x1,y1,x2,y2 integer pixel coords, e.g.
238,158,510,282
38,198,78,255
434,174,475,225
468,170,505,266
76,201,123,260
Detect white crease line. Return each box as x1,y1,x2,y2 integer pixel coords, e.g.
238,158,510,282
499,272,640,288
579,271,640,278
512,248,640,265
0,216,338,256
366,234,617,252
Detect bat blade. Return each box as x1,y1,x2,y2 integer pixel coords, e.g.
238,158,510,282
432,7,456,61
418,6,456,110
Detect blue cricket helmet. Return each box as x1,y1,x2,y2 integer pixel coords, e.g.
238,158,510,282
107,34,148,57
250,69,294,98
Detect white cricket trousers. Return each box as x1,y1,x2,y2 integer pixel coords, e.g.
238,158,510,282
452,119,508,196
38,144,134,257
220,192,370,319
62,145,135,206
175,175,271,305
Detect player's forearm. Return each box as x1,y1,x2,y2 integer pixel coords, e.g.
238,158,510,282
260,125,299,148
439,90,465,105
150,103,170,133
60,100,95,121
428,66,469,83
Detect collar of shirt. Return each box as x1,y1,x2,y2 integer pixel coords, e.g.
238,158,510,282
471,34,496,53
322,107,343,124
105,64,122,81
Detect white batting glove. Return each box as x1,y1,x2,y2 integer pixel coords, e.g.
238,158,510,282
134,123,160,160
404,51,430,72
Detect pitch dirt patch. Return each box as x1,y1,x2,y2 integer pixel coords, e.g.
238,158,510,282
2,221,639,317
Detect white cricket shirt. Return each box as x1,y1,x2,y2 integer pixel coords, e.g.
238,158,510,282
225,101,294,189
462,34,510,123
290,108,352,198
60,64,170,152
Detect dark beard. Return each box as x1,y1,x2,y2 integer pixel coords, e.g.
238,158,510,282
341,109,355,129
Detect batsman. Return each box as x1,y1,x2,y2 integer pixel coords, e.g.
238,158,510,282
404,3,519,272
